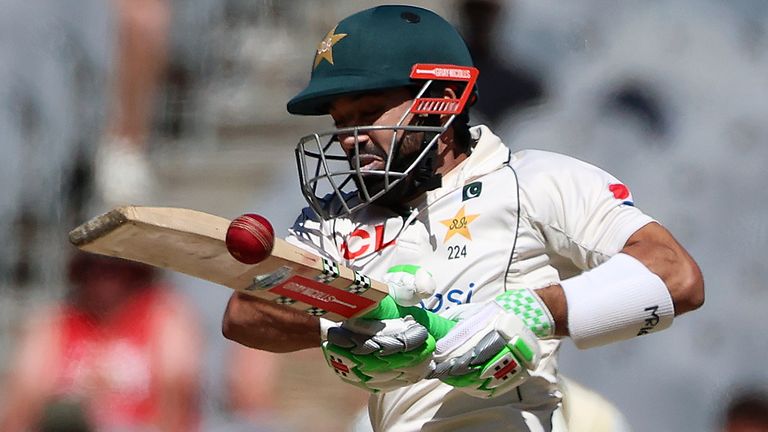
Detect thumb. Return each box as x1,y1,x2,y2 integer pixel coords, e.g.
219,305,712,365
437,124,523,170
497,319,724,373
384,264,436,306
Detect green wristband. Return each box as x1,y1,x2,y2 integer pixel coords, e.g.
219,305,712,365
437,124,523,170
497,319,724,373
495,289,555,338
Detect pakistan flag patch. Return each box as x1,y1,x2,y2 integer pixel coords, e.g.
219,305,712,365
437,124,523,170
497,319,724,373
462,181,482,201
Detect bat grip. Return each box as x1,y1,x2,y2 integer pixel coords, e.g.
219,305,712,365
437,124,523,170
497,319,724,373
362,296,455,339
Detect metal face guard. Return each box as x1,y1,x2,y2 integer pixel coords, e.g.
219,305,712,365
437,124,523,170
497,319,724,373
294,64,479,220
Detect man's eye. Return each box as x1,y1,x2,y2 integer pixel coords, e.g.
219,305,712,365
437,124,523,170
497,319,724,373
332,108,382,129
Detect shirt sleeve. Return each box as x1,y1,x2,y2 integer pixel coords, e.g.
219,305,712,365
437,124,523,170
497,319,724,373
515,150,655,270
285,206,345,261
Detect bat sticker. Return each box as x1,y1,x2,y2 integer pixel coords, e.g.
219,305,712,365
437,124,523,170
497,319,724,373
247,266,294,290
270,275,377,318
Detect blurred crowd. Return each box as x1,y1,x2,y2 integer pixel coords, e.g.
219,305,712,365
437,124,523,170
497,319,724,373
1,0,767,431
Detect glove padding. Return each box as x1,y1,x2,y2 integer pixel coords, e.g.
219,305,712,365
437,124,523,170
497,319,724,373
428,302,541,399
328,316,429,355
382,264,435,307
321,296,455,393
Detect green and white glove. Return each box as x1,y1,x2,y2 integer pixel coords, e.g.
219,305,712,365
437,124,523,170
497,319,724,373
428,288,554,398
382,264,436,307
321,265,448,393
322,295,454,392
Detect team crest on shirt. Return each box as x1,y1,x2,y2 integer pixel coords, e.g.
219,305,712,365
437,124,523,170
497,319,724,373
440,206,480,242
609,183,634,206
462,181,483,201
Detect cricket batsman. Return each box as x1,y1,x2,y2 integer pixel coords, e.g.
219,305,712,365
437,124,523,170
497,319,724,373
222,5,704,431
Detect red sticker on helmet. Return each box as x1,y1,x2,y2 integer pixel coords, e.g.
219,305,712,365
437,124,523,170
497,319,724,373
409,64,479,115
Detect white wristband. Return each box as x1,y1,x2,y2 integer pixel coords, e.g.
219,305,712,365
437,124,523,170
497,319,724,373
561,253,675,349
319,318,339,342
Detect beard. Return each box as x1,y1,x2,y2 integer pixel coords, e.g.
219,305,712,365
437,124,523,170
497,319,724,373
348,130,433,210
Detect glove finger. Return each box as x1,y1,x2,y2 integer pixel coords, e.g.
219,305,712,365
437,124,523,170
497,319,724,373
341,318,386,335
401,323,429,351
446,350,476,376
366,323,429,356
365,335,404,356
428,360,450,379
343,320,430,356
469,331,507,366
349,338,389,355
327,327,355,348
384,265,436,306
328,327,380,352
430,332,507,377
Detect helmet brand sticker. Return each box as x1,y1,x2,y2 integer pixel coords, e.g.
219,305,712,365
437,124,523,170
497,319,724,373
410,64,479,115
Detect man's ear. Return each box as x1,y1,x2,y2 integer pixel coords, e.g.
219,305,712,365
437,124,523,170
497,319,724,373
440,86,459,125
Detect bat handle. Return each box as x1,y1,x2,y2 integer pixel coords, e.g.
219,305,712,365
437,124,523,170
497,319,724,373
362,296,455,339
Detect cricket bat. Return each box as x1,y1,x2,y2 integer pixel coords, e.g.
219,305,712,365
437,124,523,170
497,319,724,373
68,206,390,321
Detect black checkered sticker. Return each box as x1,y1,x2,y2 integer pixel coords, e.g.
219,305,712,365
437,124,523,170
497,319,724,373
305,306,328,316
316,258,340,284
274,296,296,305
346,271,371,294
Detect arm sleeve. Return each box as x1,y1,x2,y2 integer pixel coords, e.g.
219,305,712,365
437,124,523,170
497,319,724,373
516,150,655,270
285,206,340,260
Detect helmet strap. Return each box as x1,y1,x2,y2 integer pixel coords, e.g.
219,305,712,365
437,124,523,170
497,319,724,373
410,114,443,192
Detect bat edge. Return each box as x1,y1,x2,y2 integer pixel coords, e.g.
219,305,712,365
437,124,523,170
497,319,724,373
68,206,133,247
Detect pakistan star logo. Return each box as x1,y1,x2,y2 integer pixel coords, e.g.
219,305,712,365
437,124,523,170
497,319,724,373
440,206,480,242
314,26,348,69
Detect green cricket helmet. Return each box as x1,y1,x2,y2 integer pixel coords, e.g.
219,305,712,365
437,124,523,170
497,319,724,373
289,5,478,220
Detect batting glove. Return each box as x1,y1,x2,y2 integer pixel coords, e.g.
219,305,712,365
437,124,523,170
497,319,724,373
321,294,455,393
427,289,553,398
382,264,436,306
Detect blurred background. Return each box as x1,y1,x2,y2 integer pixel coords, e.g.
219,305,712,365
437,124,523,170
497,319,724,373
0,0,767,431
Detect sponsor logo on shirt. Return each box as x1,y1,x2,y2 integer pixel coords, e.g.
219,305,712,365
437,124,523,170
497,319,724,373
421,282,475,313
609,183,634,206
462,181,483,201
440,206,480,242
339,224,396,260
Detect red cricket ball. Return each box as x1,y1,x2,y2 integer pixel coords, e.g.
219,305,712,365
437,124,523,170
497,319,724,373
225,213,275,264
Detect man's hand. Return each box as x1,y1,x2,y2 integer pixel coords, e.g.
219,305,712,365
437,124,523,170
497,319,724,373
321,295,455,392
428,289,552,398
322,315,438,392
320,276,553,397
327,315,428,356
383,264,436,306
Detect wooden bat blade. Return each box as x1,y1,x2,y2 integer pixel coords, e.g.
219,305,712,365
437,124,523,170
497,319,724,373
70,206,238,286
69,206,388,321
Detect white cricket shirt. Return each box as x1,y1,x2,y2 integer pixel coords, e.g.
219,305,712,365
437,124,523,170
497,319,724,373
288,125,654,431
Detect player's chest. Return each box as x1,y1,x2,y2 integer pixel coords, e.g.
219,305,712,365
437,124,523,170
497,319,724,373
419,177,519,272
342,169,523,310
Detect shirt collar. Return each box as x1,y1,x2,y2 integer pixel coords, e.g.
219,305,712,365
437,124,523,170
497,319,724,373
423,125,510,204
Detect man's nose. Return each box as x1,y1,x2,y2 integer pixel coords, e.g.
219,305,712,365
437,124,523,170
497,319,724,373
338,130,370,154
